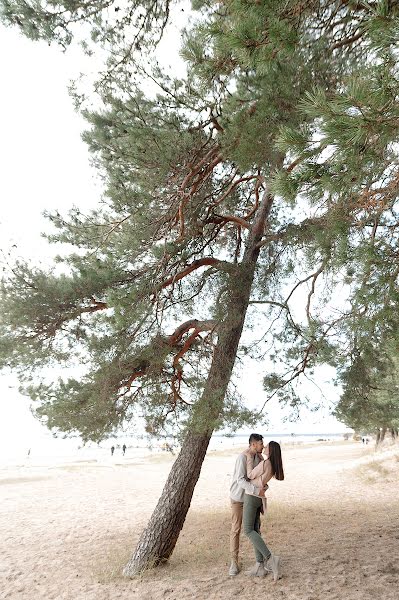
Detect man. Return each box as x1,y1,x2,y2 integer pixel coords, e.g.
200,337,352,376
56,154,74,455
229,433,269,577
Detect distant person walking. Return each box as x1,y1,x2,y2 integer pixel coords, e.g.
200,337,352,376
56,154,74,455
243,441,284,582
228,433,266,576
111,445,115,456
122,444,126,456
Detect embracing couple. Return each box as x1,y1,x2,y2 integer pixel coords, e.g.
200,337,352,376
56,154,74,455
229,433,284,581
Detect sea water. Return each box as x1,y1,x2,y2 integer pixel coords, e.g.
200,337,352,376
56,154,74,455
0,431,351,469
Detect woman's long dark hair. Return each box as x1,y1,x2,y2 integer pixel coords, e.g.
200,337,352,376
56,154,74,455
269,441,284,480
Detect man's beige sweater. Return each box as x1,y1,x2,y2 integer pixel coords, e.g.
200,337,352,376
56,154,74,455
229,450,263,502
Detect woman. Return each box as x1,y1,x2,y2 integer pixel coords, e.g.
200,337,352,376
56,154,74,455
243,441,284,581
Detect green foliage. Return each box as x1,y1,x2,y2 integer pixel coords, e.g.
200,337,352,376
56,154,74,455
0,0,173,50
0,259,123,369
2,0,399,444
334,344,399,434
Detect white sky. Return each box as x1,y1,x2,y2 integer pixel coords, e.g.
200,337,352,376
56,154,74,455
0,24,348,455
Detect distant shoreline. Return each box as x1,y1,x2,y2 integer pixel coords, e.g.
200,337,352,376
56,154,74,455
0,434,355,470
212,432,351,438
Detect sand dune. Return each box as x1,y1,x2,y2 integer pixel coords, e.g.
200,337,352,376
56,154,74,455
1,442,398,599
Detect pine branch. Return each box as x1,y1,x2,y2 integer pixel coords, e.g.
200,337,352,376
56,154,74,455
158,257,235,292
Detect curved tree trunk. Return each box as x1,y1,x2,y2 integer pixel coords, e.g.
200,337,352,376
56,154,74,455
123,432,212,576
123,188,274,577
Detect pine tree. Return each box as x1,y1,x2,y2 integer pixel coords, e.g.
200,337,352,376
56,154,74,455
334,344,399,443
1,0,399,575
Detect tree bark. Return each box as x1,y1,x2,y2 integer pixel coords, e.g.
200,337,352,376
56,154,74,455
380,426,387,444
375,428,381,447
122,432,211,576
375,426,387,447
123,187,274,577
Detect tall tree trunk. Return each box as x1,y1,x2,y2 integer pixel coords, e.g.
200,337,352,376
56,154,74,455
380,426,387,444
375,428,381,447
123,187,274,577
375,426,387,447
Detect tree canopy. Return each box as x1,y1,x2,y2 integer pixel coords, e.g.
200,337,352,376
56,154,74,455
334,342,399,439
1,1,399,444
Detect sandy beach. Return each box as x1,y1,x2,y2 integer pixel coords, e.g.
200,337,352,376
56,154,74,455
1,441,398,600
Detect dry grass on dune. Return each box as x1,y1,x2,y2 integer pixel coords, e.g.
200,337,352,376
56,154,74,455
91,505,399,600
89,509,231,584
87,503,399,599
355,451,399,484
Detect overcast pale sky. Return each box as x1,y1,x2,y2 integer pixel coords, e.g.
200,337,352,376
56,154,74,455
0,24,348,456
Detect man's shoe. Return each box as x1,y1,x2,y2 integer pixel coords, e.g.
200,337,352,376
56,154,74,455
244,562,267,577
229,560,240,576
266,554,282,582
